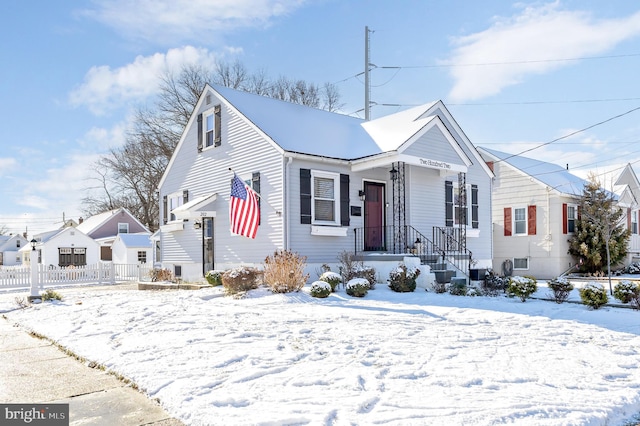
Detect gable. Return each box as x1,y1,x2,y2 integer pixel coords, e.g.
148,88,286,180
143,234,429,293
400,120,471,167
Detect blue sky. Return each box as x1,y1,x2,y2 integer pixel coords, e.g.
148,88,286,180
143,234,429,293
2,0,640,235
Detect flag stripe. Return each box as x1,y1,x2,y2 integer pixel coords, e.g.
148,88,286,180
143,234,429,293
230,175,260,239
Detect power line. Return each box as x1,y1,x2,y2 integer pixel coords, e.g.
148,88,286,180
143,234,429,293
378,52,640,69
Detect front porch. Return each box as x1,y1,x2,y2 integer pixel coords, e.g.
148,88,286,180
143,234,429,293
353,224,473,284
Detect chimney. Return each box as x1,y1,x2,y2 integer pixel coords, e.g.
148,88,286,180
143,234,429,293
79,217,84,224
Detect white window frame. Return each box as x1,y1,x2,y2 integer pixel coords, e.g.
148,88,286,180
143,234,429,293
202,105,221,149
567,204,577,234
453,182,471,227
311,170,340,226
513,257,529,270
168,192,184,222
632,209,638,234
514,207,527,235
118,222,129,234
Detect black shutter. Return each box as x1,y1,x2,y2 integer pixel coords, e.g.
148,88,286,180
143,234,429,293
252,172,261,225
445,181,453,227
162,195,168,224
197,113,203,152
340,174,350,226
471,184,479,229
300,169,311,224
183,190,189,205
214,105,222,147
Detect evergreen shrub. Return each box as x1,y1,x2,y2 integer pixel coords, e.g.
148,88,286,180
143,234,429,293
205,270,223,286
319,271,342,292
42,289,63,301
345,278,369,297
506,276,537,302
388,263,420,293
579,282,608,309
310,281,332,298
449,280,467,296
547,276,574,304
613,280,639,304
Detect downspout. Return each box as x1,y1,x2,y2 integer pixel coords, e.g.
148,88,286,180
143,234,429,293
546,186,551,255
284,156,293,250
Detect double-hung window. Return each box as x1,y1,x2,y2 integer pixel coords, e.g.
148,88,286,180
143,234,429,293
118,223,129,234
203,105,221,148
567,204,577,233
453,183,470,226
514,207,527,235
168,193,184,221
312,171,339,225
632,210,638,234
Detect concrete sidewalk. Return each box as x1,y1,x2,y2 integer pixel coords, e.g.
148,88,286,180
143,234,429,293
0,316,183,425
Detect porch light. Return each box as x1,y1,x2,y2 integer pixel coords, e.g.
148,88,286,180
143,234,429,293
358,190,366,201
389,167,398,181
194,220,202,230
30,239,36,251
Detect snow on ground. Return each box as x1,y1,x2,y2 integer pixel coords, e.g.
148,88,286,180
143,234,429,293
1,282,640,426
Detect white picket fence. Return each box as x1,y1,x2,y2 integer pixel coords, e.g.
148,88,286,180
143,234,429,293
0,263,152,290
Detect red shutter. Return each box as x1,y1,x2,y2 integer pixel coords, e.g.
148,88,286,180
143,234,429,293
628,208,632,231
504,207,512,236
528,205,537,235
562,203,568,234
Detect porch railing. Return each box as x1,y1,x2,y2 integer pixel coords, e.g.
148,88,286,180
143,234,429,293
354,225,473,277
353,225,444,265
432,226,473,276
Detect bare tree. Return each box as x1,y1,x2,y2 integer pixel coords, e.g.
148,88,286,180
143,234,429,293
0,224,8,235
84,61,343,231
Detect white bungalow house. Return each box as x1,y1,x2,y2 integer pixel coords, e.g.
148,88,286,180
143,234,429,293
76,208,151,261
23,227,100,267
0,234,28,266
478,147,640,279
111,233,153,265
158,84,494,282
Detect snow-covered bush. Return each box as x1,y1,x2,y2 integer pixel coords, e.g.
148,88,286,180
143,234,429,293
149,268,174,282
309,281,331,298
263,250,309,293
481,272,507,297
432,281,447,294
613,280,639,304
42,289,63,301
547,276,574,304
345,278,369,297
449,280,467,296
388,263,420,293
319,271,342,292
579,282,608,309
506,276,537,302
205,270,223,286
222,266,261,295
337,251,376,289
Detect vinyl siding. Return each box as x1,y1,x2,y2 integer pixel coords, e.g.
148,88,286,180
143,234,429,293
402,126,466,165
489,158,579,278
159,88,284,279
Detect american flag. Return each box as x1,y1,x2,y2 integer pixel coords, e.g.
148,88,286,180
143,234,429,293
230,174,260,238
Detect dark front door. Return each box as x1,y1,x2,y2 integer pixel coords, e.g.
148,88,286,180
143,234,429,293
364,181,385,251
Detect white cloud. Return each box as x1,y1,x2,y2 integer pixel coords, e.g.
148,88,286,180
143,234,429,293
445,3,640,102
82,0,306,45
69,46,217,115
0,158,17,177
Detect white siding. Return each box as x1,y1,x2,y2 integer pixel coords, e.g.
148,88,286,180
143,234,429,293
41,229,100,267
489,159,580,279
160,89,285,281
403,126,466,165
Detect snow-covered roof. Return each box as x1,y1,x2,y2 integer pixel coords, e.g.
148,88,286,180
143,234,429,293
361,103,438,152
479,147,589,196
76,209,120,235
212,85,375,158
117,233,152,248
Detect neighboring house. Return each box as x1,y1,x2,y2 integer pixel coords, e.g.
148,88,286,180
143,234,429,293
612,163,640,263
158,84,494,282
24,227,100,267
478,147,640,279
76,208,151,260
0,234,28,266
111,233,153,265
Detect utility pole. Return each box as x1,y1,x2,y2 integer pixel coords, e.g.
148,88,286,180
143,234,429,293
364,26,372,121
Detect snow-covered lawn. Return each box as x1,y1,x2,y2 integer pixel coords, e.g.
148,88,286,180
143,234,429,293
2,282,640,425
